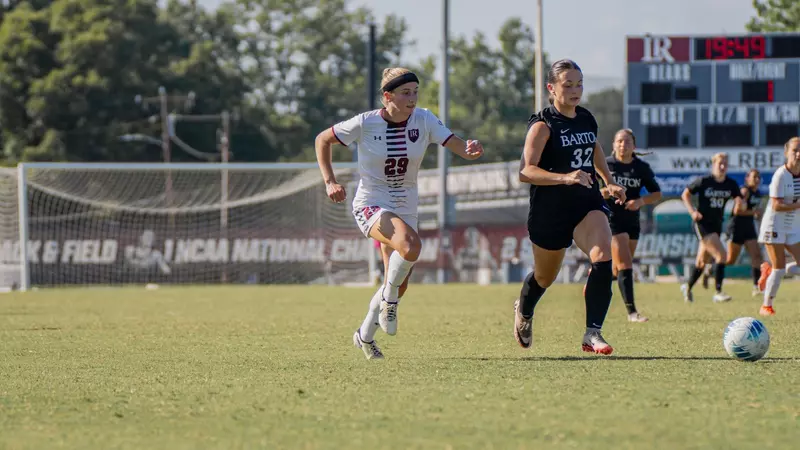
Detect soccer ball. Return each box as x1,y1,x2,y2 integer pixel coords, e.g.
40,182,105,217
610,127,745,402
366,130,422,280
723,317,770,362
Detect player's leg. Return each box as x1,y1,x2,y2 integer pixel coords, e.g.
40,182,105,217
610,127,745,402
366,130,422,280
743,239,763,295
700,233,730,301
513,215,569,349
613,232,644,322
682,236,707,302
369,212,421,336
573,210,615,355
761,243,786,315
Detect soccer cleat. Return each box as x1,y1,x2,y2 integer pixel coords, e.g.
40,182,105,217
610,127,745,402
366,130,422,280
513,299,533,348
758,262,772,292
627,312,649,323
581,330,613,355
680,283,694,303
353,330,384,360
752,286,762,297
713,292,732,303
379,300,398,336
759,305,775,316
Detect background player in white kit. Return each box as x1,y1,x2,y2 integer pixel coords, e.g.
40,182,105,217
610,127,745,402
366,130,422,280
756,137,800,316
314,67,484,360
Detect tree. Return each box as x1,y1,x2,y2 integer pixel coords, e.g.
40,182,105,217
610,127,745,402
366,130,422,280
0,0,251,163
584,88,623,154
231,0,410,162
414,18,548,168
747,0,800,31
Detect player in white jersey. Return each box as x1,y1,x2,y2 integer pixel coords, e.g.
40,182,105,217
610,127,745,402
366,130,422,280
314,67,484,359
756,137,800,316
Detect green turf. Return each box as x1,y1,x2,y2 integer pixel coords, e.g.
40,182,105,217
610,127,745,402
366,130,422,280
0,282,798,449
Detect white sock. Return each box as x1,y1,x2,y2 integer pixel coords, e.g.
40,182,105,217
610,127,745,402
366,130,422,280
786,262,800,275
360,285,384,342
763,268,784,307
384,252,415,302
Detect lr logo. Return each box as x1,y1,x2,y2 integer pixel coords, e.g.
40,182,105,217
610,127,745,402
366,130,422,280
641,36,674,63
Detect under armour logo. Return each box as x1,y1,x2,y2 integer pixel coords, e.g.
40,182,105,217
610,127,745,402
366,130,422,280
374,136,382,140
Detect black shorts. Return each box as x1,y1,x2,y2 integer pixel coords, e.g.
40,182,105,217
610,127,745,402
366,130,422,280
693,220,722,239
528,194,610,251
609,214,641,240
727,219,758,245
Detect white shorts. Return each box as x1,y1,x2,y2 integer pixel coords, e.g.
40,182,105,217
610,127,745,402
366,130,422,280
352,205,418,238
758,226,800,246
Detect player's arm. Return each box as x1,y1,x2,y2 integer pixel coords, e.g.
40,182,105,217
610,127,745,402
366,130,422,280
639,167,662,207
768,173,800,211
444,136,483,160
593,142,626,203
681,187,703,221
314,128,341,185
519,122,591,187
770,197,800,211
733,187,754,216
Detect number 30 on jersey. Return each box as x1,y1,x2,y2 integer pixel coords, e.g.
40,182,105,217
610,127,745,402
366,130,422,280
570,147,594,169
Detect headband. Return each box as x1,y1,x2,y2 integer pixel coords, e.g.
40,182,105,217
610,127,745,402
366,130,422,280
381,72,419,92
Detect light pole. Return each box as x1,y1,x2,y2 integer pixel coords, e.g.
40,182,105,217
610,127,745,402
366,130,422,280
437,0,450,284
535,0,545,110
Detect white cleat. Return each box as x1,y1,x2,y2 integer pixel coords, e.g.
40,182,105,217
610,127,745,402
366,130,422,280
581,329,614,355
713,292,732,303
379,300,398,336
627,312,649,323
353,330,384,360
680,283,693,303
752,286,762,297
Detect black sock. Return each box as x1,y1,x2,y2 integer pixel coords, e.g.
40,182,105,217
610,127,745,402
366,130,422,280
715,263,726,292
617,268,636,314
752,266,761,286
585,260,613,329
687,267,703,289
520,271,546,318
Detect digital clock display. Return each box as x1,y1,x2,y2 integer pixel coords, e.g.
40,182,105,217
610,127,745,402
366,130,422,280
695,36,766,60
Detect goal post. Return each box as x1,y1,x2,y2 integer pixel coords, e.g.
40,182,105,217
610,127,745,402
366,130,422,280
10,162,376,291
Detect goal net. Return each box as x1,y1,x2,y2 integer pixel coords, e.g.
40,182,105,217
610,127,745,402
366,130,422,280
6,162,372,290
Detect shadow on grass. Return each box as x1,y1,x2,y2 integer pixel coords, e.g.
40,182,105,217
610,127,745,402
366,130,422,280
450,355,797,362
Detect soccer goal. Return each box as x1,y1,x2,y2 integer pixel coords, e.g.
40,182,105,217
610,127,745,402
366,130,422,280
4,162,375,291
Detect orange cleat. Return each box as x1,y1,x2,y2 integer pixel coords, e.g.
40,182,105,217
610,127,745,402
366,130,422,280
759,305,775,316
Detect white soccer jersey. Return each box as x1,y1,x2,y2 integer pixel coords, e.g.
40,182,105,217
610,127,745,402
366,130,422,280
760,165,800,233
332,108,453,216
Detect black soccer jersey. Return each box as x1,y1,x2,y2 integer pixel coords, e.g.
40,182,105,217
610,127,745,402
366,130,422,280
687,175,741,224
526,105,601,203
605,154,661,219
732,187,761,225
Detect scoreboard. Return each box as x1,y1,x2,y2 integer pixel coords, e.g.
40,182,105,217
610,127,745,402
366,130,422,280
625,33,800,151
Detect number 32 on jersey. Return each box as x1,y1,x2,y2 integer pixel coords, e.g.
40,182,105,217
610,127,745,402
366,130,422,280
570,147,594,169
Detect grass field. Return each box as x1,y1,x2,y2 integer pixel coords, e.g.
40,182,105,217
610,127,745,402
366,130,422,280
1,281,799,449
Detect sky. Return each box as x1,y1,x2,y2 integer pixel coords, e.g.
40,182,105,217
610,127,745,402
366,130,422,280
198,0,756,93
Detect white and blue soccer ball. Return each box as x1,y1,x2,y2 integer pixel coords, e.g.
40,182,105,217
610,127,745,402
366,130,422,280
723,317,770,362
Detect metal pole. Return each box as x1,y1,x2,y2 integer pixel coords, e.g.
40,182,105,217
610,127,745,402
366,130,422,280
160,86,175,230
437,0,450,285
368,22,377,111
16,164,30,291
221,111,230,283
535,0,544,110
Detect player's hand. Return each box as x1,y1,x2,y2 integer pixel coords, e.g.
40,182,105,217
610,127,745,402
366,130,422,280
563,170,593,188
691,211,703,221
754,210,762,220
624,198,644,211
607,183,627,205
464,139,484,160
326,181,346,203
600,187,611,199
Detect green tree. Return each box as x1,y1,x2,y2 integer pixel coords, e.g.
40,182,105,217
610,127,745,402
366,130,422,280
415,18,548,168
231,0,410,162
584,87,624,154
747,0,800,31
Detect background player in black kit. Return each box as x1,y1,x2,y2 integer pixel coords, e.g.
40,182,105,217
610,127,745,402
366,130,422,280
725,169,764,296
601,129,661,323
513,59,626,355
680,153,741,303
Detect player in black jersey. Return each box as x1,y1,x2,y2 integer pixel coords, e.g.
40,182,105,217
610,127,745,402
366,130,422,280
601,129,661,323
680,153,741,303
513,59,626,355
725,169,764,296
